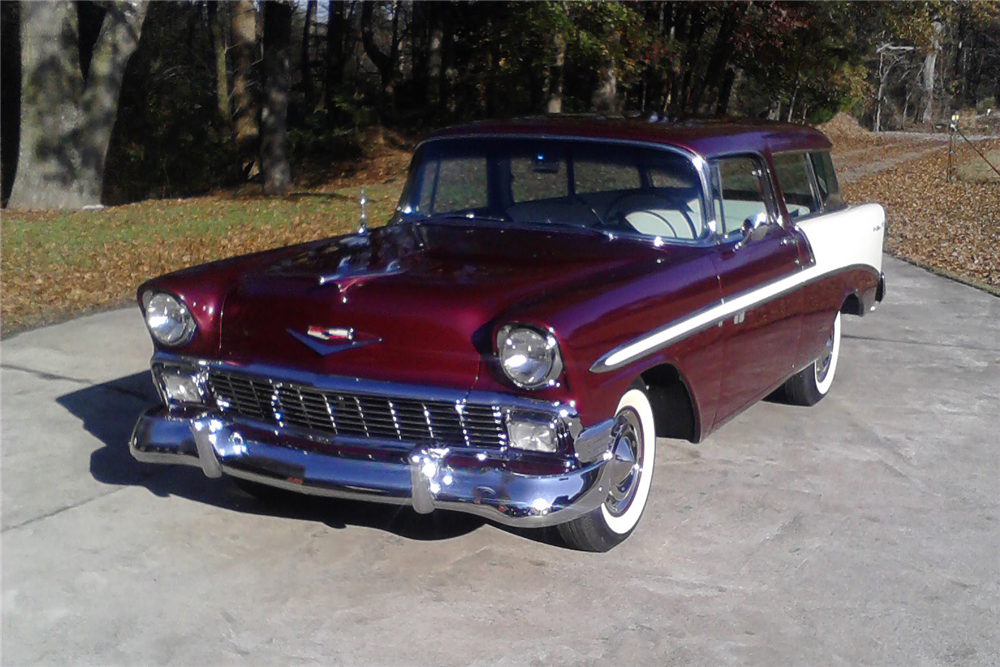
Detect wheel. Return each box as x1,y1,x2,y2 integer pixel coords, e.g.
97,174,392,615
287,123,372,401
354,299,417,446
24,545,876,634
783,311,842,406
557,387,656,552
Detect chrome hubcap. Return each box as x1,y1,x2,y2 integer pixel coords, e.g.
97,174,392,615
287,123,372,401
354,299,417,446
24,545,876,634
604,409,643,517
815,326,836,383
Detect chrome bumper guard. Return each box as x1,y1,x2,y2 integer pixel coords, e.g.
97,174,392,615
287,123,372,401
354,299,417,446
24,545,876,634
130,406,616,528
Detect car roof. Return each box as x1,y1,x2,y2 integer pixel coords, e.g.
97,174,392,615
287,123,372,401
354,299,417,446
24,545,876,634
425,114,832,157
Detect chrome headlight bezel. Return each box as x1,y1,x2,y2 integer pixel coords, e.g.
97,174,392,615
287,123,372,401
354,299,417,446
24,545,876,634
153,364,209,407
496,324,564,390
142,290,196,347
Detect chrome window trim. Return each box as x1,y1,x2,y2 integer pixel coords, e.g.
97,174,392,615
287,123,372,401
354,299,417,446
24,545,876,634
770,149,830,223
408,133,721,245
707,152,784,240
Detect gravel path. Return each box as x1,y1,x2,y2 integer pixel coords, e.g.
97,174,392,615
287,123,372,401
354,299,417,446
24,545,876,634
832,131,999,184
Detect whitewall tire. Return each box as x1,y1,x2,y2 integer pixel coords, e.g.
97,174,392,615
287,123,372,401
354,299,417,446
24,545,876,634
558,387,656,551
784,312,842,406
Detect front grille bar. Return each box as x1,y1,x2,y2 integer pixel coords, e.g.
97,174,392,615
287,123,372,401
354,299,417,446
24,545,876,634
206,369,508,449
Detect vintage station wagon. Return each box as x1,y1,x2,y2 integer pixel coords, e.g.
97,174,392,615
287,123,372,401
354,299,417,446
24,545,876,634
131,116,885,551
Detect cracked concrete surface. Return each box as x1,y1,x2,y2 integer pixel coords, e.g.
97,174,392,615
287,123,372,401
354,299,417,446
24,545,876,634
2,255,998,666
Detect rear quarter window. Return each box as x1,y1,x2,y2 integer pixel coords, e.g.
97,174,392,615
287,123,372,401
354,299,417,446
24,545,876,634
809,151,843,209
772,153,820,219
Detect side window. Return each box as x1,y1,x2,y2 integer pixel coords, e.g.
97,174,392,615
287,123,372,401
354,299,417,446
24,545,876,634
809,151,843,209
425,156,488,214
510,153,568,203
772,153,820,219
711,156,769,236
575,160,641,194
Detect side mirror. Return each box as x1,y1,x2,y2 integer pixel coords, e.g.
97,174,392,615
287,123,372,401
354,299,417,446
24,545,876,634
742,211,771,243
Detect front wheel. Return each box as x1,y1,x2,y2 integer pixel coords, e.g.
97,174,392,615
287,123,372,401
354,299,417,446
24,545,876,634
783,311,842,406
558,387,657,552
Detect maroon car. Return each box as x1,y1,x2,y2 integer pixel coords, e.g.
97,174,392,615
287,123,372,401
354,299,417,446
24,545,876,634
130,116,886,551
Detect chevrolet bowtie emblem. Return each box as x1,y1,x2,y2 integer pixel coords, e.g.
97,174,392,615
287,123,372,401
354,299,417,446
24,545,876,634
288,326,380,356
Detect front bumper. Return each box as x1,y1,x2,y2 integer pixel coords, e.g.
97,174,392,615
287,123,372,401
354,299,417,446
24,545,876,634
130,406,616,528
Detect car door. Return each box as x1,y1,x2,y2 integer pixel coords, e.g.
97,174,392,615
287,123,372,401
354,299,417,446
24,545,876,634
709,155,805,427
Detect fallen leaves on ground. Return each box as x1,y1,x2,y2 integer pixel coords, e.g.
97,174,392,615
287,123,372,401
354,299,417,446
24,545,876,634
843,139,1000,292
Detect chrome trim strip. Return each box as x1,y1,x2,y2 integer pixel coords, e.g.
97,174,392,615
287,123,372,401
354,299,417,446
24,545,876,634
591,262,879,373
413,133,719,242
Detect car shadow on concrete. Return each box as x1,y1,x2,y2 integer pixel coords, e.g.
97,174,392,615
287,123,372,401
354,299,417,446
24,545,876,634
58,372,563,547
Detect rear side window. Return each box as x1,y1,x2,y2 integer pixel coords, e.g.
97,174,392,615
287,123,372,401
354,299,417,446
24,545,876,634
809,151,843,209
711,157,769,236
772,153,820,219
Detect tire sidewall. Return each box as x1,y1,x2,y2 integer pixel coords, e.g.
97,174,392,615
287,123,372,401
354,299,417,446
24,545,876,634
599,388,657,535
814,312,842,396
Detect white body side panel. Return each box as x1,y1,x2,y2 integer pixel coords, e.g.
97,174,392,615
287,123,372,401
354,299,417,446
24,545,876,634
795,202,885,276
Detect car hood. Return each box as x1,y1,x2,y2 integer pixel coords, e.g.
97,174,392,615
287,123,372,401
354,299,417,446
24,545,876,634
218,221,664,389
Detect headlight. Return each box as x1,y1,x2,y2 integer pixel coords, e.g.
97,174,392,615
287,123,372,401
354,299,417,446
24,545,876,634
143,291,196,346
497,324,564,389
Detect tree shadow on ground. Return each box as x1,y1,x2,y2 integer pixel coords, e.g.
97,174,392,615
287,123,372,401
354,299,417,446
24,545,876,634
57,372,563,547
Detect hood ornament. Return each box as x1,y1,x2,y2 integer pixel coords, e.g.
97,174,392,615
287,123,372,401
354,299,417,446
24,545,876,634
357,187,369,235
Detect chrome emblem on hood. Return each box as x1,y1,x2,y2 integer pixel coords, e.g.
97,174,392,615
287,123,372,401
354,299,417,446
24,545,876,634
307,326,354,342
288,326,380,356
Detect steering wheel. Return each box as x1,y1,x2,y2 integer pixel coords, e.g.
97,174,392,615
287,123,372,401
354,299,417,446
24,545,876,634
602,192,699,238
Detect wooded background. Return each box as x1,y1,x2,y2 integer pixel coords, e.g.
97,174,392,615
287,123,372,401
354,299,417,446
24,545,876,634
1,0,998,209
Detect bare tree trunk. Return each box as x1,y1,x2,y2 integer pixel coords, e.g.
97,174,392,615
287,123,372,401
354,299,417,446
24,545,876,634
9,1,148,210
921,20,943,125
323,0,348,119
207,1,230,122
715,67,737,116
231,0,259,180
427,15,442,109
261,0,292,195
590,25,619,113
361,1,400,115
545,29,566,113
874,50,885,132
301,0,316,110
692,2,744,113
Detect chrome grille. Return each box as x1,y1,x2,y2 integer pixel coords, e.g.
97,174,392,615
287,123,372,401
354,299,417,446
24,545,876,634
206,370,508,448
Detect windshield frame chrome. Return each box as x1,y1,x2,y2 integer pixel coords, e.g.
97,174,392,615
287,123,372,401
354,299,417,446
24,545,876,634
393,134,719,247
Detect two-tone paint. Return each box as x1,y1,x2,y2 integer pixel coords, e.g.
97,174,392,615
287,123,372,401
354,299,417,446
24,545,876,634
135,116,884,493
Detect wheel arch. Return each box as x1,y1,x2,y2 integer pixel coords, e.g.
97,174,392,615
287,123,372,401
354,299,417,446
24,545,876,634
637,363,700,443
840,292,864,316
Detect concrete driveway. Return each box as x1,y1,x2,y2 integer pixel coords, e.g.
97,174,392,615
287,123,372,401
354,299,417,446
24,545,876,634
2,255,998,667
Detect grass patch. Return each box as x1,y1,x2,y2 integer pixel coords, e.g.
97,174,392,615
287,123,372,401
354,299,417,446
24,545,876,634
956,148,1000,184
1,184,402,335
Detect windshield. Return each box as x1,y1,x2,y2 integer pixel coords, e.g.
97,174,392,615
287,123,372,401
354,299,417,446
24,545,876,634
395,138,710,242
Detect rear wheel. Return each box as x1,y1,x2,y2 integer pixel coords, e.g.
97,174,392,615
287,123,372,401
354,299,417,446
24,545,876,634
558,387,656,552
784,311,841,406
